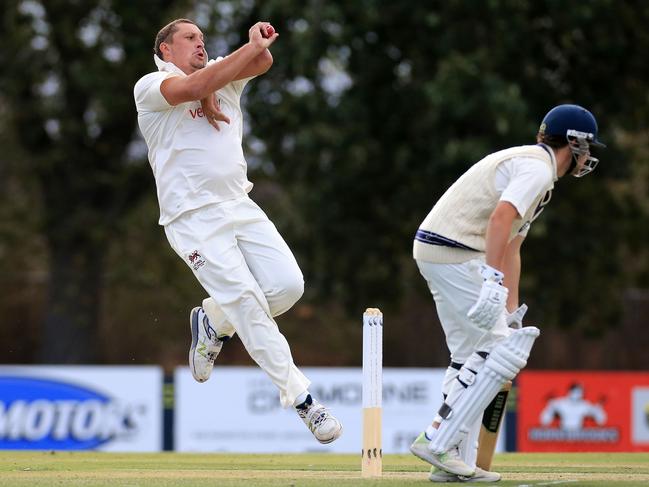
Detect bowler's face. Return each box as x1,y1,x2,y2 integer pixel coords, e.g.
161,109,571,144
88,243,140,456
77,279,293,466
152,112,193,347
164,23,207,74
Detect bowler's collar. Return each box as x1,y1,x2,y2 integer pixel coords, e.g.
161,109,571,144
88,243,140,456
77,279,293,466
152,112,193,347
153,55,186,75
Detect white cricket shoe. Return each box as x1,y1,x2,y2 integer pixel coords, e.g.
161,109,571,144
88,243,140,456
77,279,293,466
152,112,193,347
189,307,227,383
410,432,475,477
429,466,502,483
296,397,343,444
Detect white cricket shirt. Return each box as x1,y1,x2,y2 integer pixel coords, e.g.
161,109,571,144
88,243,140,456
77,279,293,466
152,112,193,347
134,56,253,225
495,148,557,236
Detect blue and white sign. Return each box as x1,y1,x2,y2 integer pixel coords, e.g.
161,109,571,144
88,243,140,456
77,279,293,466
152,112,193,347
175,366,510,454
0,366,162,451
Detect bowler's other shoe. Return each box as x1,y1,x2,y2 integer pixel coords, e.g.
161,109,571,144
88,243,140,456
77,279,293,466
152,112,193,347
189,307,228,383
296,396,343,444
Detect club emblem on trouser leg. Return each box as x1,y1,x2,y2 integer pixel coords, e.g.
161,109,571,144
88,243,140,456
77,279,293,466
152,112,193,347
188,250,206,271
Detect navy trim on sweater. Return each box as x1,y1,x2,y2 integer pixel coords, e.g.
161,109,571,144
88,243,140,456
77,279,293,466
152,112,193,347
414,229,478,251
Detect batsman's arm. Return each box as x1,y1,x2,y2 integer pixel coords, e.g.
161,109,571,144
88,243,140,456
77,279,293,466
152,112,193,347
484,201,519,272
468,201,517,329
503,234,525,311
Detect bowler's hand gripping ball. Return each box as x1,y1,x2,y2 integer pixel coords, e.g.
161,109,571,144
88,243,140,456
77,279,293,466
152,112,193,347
264,25,275,38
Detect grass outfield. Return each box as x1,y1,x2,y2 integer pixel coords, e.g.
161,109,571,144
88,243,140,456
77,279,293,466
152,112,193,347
0,452,648,486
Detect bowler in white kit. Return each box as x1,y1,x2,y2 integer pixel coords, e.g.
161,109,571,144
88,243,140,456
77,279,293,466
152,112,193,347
133,18,341,444
409,104,605,481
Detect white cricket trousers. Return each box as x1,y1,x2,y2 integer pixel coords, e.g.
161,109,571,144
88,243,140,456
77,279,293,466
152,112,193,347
416,259,511,366
164,195,310,408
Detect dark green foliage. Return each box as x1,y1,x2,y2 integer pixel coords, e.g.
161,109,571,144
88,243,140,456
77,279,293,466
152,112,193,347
236,1,649,334
0,0,189,361
1,0,648,366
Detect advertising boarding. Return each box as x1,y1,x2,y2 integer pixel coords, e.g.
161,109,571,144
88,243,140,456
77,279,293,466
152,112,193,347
0,366,163,451
517,371,649,452
174,366,508,454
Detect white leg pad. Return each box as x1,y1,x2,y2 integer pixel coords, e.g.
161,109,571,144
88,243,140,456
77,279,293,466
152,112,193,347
444,367,477,409
460,415,481,468
429,327,540,454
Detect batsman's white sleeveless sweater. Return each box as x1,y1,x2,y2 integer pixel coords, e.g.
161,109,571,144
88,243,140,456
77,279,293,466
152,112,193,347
413,145,555,264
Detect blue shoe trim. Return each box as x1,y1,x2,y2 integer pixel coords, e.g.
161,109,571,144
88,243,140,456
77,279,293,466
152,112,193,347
189,307,200,378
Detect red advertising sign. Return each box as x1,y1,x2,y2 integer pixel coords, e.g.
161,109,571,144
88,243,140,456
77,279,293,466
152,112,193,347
517,371,649,452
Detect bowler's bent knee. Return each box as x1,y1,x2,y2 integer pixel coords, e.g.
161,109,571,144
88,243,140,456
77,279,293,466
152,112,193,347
267,277,304,317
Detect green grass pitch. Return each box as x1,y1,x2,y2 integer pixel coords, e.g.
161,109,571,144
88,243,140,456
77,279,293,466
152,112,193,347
1,452,648,486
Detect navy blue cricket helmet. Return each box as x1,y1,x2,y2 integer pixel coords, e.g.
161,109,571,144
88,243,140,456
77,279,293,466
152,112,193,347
539,104,605,177
539,104,605,148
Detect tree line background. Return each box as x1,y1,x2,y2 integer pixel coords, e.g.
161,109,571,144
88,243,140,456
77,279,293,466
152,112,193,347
1,0,648,372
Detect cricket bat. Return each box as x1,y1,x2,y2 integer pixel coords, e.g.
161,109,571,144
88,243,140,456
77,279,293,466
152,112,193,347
476,381,511,471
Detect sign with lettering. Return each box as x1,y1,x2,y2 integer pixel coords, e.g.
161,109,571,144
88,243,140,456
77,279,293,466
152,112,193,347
174,366,465,453
0,366,162,451
518,371,649,452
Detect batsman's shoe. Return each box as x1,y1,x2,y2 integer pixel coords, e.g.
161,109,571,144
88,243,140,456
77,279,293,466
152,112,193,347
429,467,462,483
296,396,343,444
429,466,502,483
189,307,228,383
410,432,474,477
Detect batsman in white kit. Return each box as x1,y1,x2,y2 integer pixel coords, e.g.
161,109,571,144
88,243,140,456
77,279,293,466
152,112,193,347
133,19,341,444
410,105,605,482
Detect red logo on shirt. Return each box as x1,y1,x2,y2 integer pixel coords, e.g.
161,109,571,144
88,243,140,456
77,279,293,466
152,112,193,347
189,99,222,119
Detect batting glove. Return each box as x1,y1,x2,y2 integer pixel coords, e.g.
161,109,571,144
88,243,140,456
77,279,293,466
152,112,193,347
506,303,528,329
467,264,508,330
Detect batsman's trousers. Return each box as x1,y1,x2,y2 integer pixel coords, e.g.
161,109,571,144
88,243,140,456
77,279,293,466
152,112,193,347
416,258,512,368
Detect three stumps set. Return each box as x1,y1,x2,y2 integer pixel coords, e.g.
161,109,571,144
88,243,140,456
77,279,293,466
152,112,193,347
362,307,383,477
360,308,509,478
